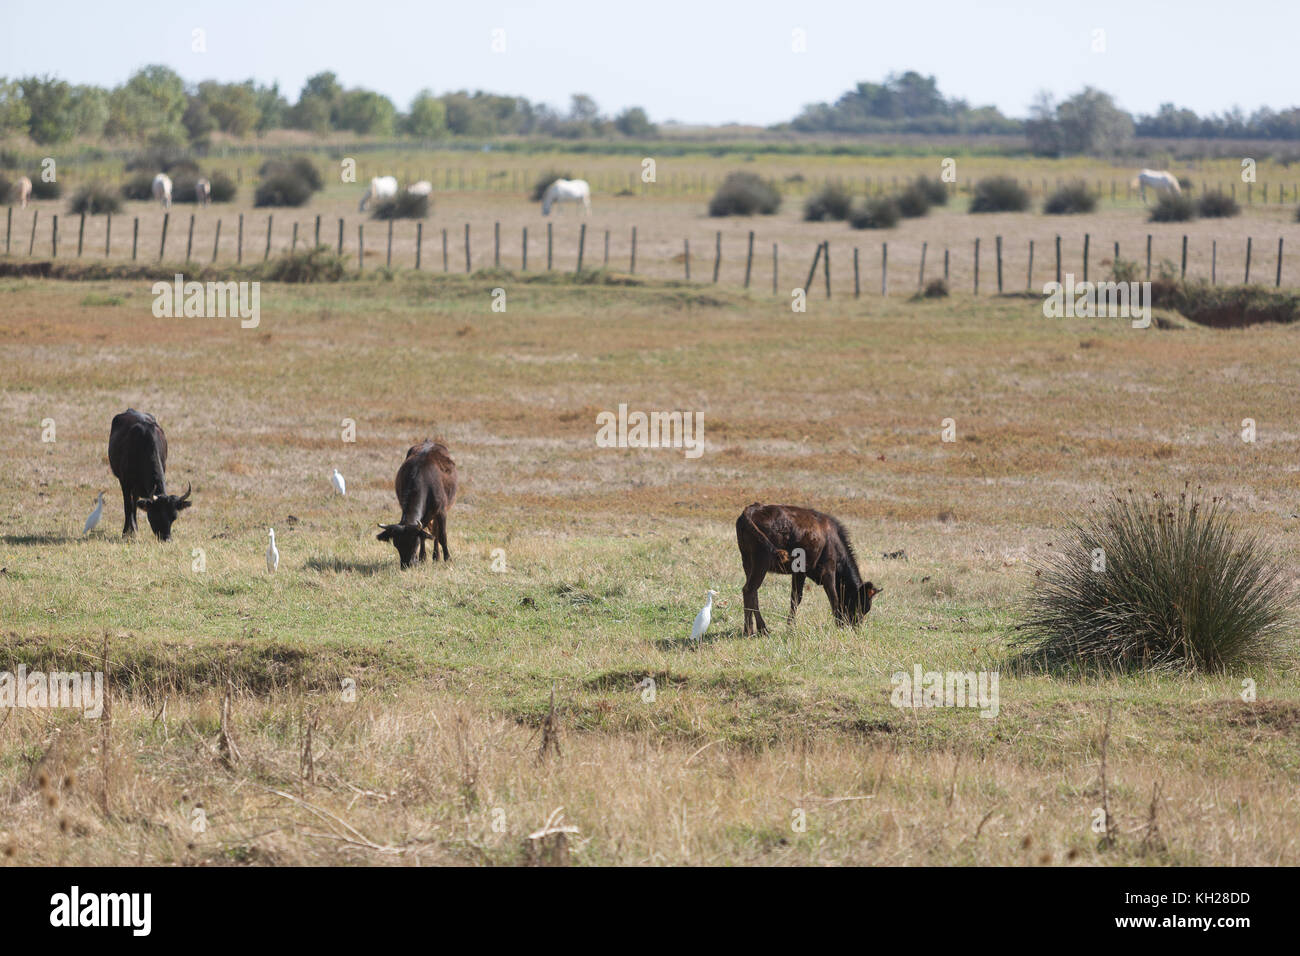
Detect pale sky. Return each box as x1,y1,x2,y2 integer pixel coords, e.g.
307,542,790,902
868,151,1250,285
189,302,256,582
3,0,1295,126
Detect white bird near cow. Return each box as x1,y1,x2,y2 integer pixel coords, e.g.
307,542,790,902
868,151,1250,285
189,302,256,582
152,173,172,209
360,176,399,212
14,176,32,209
690,589,720,646
541,178,591,216
1132,169,1181,204
83,492,105,535
195,177,211,207
406,180,433,197
266,528,279,573
332,468,346,496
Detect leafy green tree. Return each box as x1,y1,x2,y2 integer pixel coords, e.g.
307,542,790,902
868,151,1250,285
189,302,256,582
0,78,31,136
404,89,446,138
199,81,261,136
1056,87,1133,154
18,76,76,144
614,106,656,137
335,89,395,135
105,65,186,141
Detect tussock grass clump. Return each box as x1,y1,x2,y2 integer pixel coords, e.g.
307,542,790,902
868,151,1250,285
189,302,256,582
847,196,899,229
707,172,781,217
1043,182,1097,215
67,182,123,215
1149,193,1196,222
803,183,853,221
1109,258,1142,283
1197,191,1240,218
369,191,430,220
969,176,1029,213
1015,490,1293,672
263,245,349,282
121,172,156,201
531,170,574,201
255,172,313,208
259,157,323,193
920,278,949,298
910,177,949,207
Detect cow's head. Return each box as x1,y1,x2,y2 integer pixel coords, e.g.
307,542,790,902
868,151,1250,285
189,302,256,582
136,484,192,541
377,522,432,568
843,580,882,626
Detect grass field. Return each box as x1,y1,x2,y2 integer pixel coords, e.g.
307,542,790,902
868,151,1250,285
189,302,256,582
1,267,1299,865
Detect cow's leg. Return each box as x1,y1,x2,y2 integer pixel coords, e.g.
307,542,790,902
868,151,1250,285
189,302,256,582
418,534,427,563
822,575,842,624
743,568,768,636
789,572,806,625
120,488,135,536
436,515,450,562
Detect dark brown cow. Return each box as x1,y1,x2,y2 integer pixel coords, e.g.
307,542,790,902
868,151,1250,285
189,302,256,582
107,409,192,540
735,503,880,635
377,440,458,568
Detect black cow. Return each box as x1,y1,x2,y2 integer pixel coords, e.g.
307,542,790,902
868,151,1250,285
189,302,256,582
107,409,192,540
377,440,458,568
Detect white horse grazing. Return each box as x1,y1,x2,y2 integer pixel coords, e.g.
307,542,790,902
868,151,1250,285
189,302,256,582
195,177,211,207
14,176,32,208
1132,169,1181,204
541,178,591,216
360,176,398,211
406,180,433,197
152,173,172,209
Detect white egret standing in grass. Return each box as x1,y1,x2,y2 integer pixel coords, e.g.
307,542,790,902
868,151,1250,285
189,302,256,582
266,528,279,573
332,468,346,496
690,589,719,646
83,492,104,535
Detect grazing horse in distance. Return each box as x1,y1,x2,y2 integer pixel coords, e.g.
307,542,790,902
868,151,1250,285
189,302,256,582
735,503,881,636
541,178,591,216
195,177,211,207
1132,169,1181,204
360,176,399,212
152,173,173,209
14,176,32,208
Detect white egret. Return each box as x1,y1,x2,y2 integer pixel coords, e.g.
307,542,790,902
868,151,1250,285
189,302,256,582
83,492,105,535
332,468,346,496
266,528,279,573
690,589,719,645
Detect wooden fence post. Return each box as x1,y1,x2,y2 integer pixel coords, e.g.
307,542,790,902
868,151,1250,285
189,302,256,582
630,226,637,274
823,241,831,298
772,243,778,295
712,231,722,283
1245,237,1252,284
465,223,471,273
186,214,195,262
744,231,754,288
973,237,980,294
158,212,169,262
995,235,1003,293
577,222,586,273
494,221,500,268
684,239,691,280
105,212,111,257
547,223,553,270
358,224,364,272
803,242,822,294
291,222,298,252
238,213,244,264
1055,235,1061,284
51,214,58,257
132,216,138,261
212,219,221,263
28,209,38,256
1082,233,1089,282
4,206,10,255
1146,234,1152,279
1027,239,1034,291
265,215,272,261
603,229,609,267
1212,240,1217,285
442,228,448,271
943,247,949,282
314,214,321,247
77,212,85,257
1277,238,1284,288
1181,235,1188,280
337,218,344,256
416,222,423,270
853,246,861,297
522,227,528,270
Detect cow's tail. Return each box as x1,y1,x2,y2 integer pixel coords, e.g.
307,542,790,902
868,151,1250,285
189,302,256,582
740,506,792,570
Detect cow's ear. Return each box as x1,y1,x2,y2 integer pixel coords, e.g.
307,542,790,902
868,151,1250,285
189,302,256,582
176,498,192,511
419,528,434,540
376,526,395,542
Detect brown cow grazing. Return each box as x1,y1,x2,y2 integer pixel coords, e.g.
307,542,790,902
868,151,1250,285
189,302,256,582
736,503,881,636
107,409,192,541
377,440,458,568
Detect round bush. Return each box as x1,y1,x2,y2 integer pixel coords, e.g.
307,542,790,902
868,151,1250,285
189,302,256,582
29,176,61,200
911,178,949,207
531,170,574,201
969,176,1029,213
920,278,949,298
1014,490,1293,671
369,192,430,220
259,157,323,194
207,171,237,202
121,172,157,201
1043,182,1097,215
1197,192,1240,218
1149,193,1196,223
67,183,123,215
895,182,931,218
255,173,314,208
848,196,900,229
707,172,780,217
803,183,852,221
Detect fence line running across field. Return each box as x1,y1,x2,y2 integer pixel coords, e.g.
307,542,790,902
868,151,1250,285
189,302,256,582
2,206,1296,297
